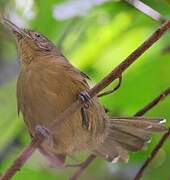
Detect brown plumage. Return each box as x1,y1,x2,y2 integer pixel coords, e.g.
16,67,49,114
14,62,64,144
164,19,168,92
3,18,167,165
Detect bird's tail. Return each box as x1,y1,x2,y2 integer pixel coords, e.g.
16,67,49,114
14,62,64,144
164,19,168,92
94,117,167,163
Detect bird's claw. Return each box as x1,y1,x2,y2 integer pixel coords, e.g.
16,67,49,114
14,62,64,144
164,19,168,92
79,91,93,130
81,107,89,129
35,125,50,138
79,91,92,108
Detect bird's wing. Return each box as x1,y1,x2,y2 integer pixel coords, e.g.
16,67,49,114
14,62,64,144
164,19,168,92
80,71,91,80
59,52,90,80
16,72,23,116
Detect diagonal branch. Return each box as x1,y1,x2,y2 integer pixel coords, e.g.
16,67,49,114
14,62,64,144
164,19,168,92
133,88,170,180
135,87,170,116
134,129,170,180
1,20,170,180
0,133,44,180
125,0,166,23
69,154,97,180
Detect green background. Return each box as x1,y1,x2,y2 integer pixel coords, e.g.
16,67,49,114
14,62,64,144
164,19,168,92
0,0,170,179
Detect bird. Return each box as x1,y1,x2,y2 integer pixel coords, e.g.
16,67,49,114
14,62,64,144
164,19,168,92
2,18,167,167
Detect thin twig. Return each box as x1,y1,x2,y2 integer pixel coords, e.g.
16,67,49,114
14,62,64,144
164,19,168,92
135,87,170,116
0,133,44,180
98,76,122,97
88,20,170,98
133,88,170,179
134,129,170,180
69,154,96,180
1,20,170,180
125,0,166,23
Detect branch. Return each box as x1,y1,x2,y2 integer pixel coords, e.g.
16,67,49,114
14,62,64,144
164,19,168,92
88,20,170,98
125,0,166,23
135,87,170,116
133,88,170,180
1,20,170,180
134,129,170,180
69,154,96,180
0,133,44,180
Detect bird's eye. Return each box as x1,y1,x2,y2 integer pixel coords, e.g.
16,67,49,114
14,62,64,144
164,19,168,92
35,33,41,38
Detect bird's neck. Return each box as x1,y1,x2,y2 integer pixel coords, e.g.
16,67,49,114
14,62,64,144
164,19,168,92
20,49,57,68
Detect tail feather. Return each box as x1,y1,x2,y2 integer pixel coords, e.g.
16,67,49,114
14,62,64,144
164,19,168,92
95,138,129,162
95,117,167,162
107,127,149,151
108,117,167,132
110,124,150,140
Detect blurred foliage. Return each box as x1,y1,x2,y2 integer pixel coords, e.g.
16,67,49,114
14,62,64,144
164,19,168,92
1,0,170,180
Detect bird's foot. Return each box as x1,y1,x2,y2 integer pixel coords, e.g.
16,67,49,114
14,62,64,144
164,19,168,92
79,91,92,108
81,107,89,129
79,91,93,130
35,125,50,138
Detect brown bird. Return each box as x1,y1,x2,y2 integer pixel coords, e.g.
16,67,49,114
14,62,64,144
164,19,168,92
3,18,167,166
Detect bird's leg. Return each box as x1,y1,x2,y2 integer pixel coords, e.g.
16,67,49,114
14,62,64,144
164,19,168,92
79,91,92,130
80,107,89,129
79,91,92,107
35,125,50,140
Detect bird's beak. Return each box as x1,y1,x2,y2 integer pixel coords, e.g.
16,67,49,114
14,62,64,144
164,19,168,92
2,17,28,39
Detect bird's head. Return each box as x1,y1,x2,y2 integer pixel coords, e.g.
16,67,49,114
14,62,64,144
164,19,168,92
2,18,56,65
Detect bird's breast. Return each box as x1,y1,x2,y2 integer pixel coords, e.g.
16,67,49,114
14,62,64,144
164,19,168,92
17,60,106,154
